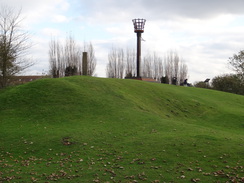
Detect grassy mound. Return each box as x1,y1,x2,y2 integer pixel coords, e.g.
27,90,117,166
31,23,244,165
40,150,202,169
0,76,243,182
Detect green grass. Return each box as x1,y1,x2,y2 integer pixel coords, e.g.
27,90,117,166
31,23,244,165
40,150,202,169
0,76,243,182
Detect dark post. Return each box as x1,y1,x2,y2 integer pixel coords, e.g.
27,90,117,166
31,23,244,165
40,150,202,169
82,52,88,75
136,32,141,78
132,18,146,78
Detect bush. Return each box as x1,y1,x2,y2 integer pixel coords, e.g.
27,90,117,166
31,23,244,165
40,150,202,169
212,74,244,95
194,81,211,89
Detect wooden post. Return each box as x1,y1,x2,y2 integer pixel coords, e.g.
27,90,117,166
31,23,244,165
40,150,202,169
82,52,88,75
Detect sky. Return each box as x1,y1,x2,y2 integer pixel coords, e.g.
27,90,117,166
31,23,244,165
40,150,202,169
2,0,244,83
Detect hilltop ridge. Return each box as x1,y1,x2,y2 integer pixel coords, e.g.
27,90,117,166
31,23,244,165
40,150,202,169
1,76,243,130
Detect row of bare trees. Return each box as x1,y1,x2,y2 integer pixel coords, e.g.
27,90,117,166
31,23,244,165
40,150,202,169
49,35,96,78
106,48,188,85
106,47,136,79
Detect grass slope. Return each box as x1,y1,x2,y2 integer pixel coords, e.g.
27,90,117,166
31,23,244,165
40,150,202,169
0,76,243,182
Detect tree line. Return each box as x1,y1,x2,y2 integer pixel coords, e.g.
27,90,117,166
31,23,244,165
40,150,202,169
49,35,96,78
106,48,188,85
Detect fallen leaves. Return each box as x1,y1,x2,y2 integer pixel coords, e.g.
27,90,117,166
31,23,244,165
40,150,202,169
211,166,244,182
180,175,186,179
0,146,243,182
188,167,194,171
191,178,201,182
125,172,147,181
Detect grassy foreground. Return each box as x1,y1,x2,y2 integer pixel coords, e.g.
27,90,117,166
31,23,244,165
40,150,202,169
0,76,243,182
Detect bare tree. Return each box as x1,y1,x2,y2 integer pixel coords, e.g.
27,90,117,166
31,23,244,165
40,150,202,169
141,51,188,84
106,47,125,79
179,61,188,84
142,53,153,78
49,38,63,78
163,51,188,85
106,47,117,78
172,53,180,84
107,47,137,79
154,52,164,81
49,35,80,77
142,52,163,80
125,48,136,77
164,59,170,83
63,35,81,76
118,48,124,79
0,6,33,88
84,42,96,76
164,52,174,84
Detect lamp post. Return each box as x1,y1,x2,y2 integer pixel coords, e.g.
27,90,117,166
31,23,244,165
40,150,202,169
132,18,146,78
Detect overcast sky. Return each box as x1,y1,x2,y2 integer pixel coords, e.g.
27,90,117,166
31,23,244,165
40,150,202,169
2,0,244,83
